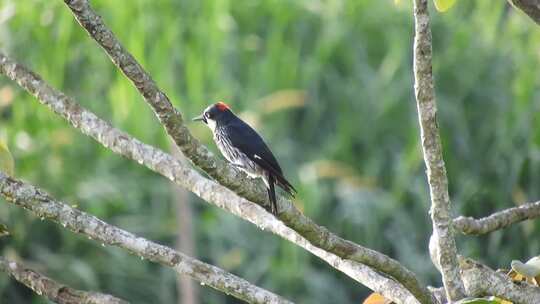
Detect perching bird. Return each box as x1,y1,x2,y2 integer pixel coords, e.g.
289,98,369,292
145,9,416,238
193,102,296,215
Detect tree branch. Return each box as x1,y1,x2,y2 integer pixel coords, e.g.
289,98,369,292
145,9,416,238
412,0,466,301
62,0,264,208
508,0,540,25
0,52,424,304
431,257,540,304
57,2,434,302
0,256,128,304
0,173,292,304
453,201,540,235
460,257,540,304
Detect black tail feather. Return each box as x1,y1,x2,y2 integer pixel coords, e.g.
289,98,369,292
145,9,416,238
251,154,296,198
267,175,278,215
274,173,296,197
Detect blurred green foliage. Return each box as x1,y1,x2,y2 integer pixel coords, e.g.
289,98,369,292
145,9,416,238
0,0,539,303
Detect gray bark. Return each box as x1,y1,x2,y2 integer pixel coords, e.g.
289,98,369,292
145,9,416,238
0,53,419,304
58,1,435,302
412,0,466,301
431,257,540,304
0,36,433,303
0,257,128,304
1,0,537,303
454,201,540,235
0,173,292,304
460,257,540,304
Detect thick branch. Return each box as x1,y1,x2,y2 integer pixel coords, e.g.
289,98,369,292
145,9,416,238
412,0,466,301
508,0,540,25
58,2,433,302
0,257,127,304
0,53,422,304
431,257,540,304
0,173,292,304
460,257,540,304
454,201,540,235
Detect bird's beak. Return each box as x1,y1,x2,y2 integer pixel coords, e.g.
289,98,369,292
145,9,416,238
192,114,206,124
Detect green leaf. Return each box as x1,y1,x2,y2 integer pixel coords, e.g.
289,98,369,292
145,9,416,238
433,0,457,12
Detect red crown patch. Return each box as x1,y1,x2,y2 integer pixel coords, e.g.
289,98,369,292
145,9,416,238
215,101,230,111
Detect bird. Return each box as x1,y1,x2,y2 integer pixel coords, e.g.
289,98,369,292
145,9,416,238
193,101,296,215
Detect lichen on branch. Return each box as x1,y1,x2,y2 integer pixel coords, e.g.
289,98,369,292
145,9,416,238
412,0,466,301
0,256,128,304
0,173,292,304
0,51,422,304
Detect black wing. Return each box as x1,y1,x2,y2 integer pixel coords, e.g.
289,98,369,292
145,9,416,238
225,119,296,196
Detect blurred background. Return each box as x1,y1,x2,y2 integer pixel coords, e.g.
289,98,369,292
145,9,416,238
0,0,539,303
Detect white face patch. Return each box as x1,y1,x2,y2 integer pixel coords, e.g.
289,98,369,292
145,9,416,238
207,117,217,131
203,105,217,131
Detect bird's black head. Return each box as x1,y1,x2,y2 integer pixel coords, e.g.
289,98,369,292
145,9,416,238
193,102,234,130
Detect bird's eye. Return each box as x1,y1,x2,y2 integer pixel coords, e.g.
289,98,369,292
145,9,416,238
205,112,212,119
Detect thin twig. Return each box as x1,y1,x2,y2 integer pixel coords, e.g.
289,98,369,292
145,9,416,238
0,173,293,304
58,1,434,301
412,0,466,301
453,201,540,235
0,52,420,304
0,256,128,304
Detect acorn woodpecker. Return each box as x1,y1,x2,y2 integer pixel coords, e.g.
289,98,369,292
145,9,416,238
193,102,296,215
